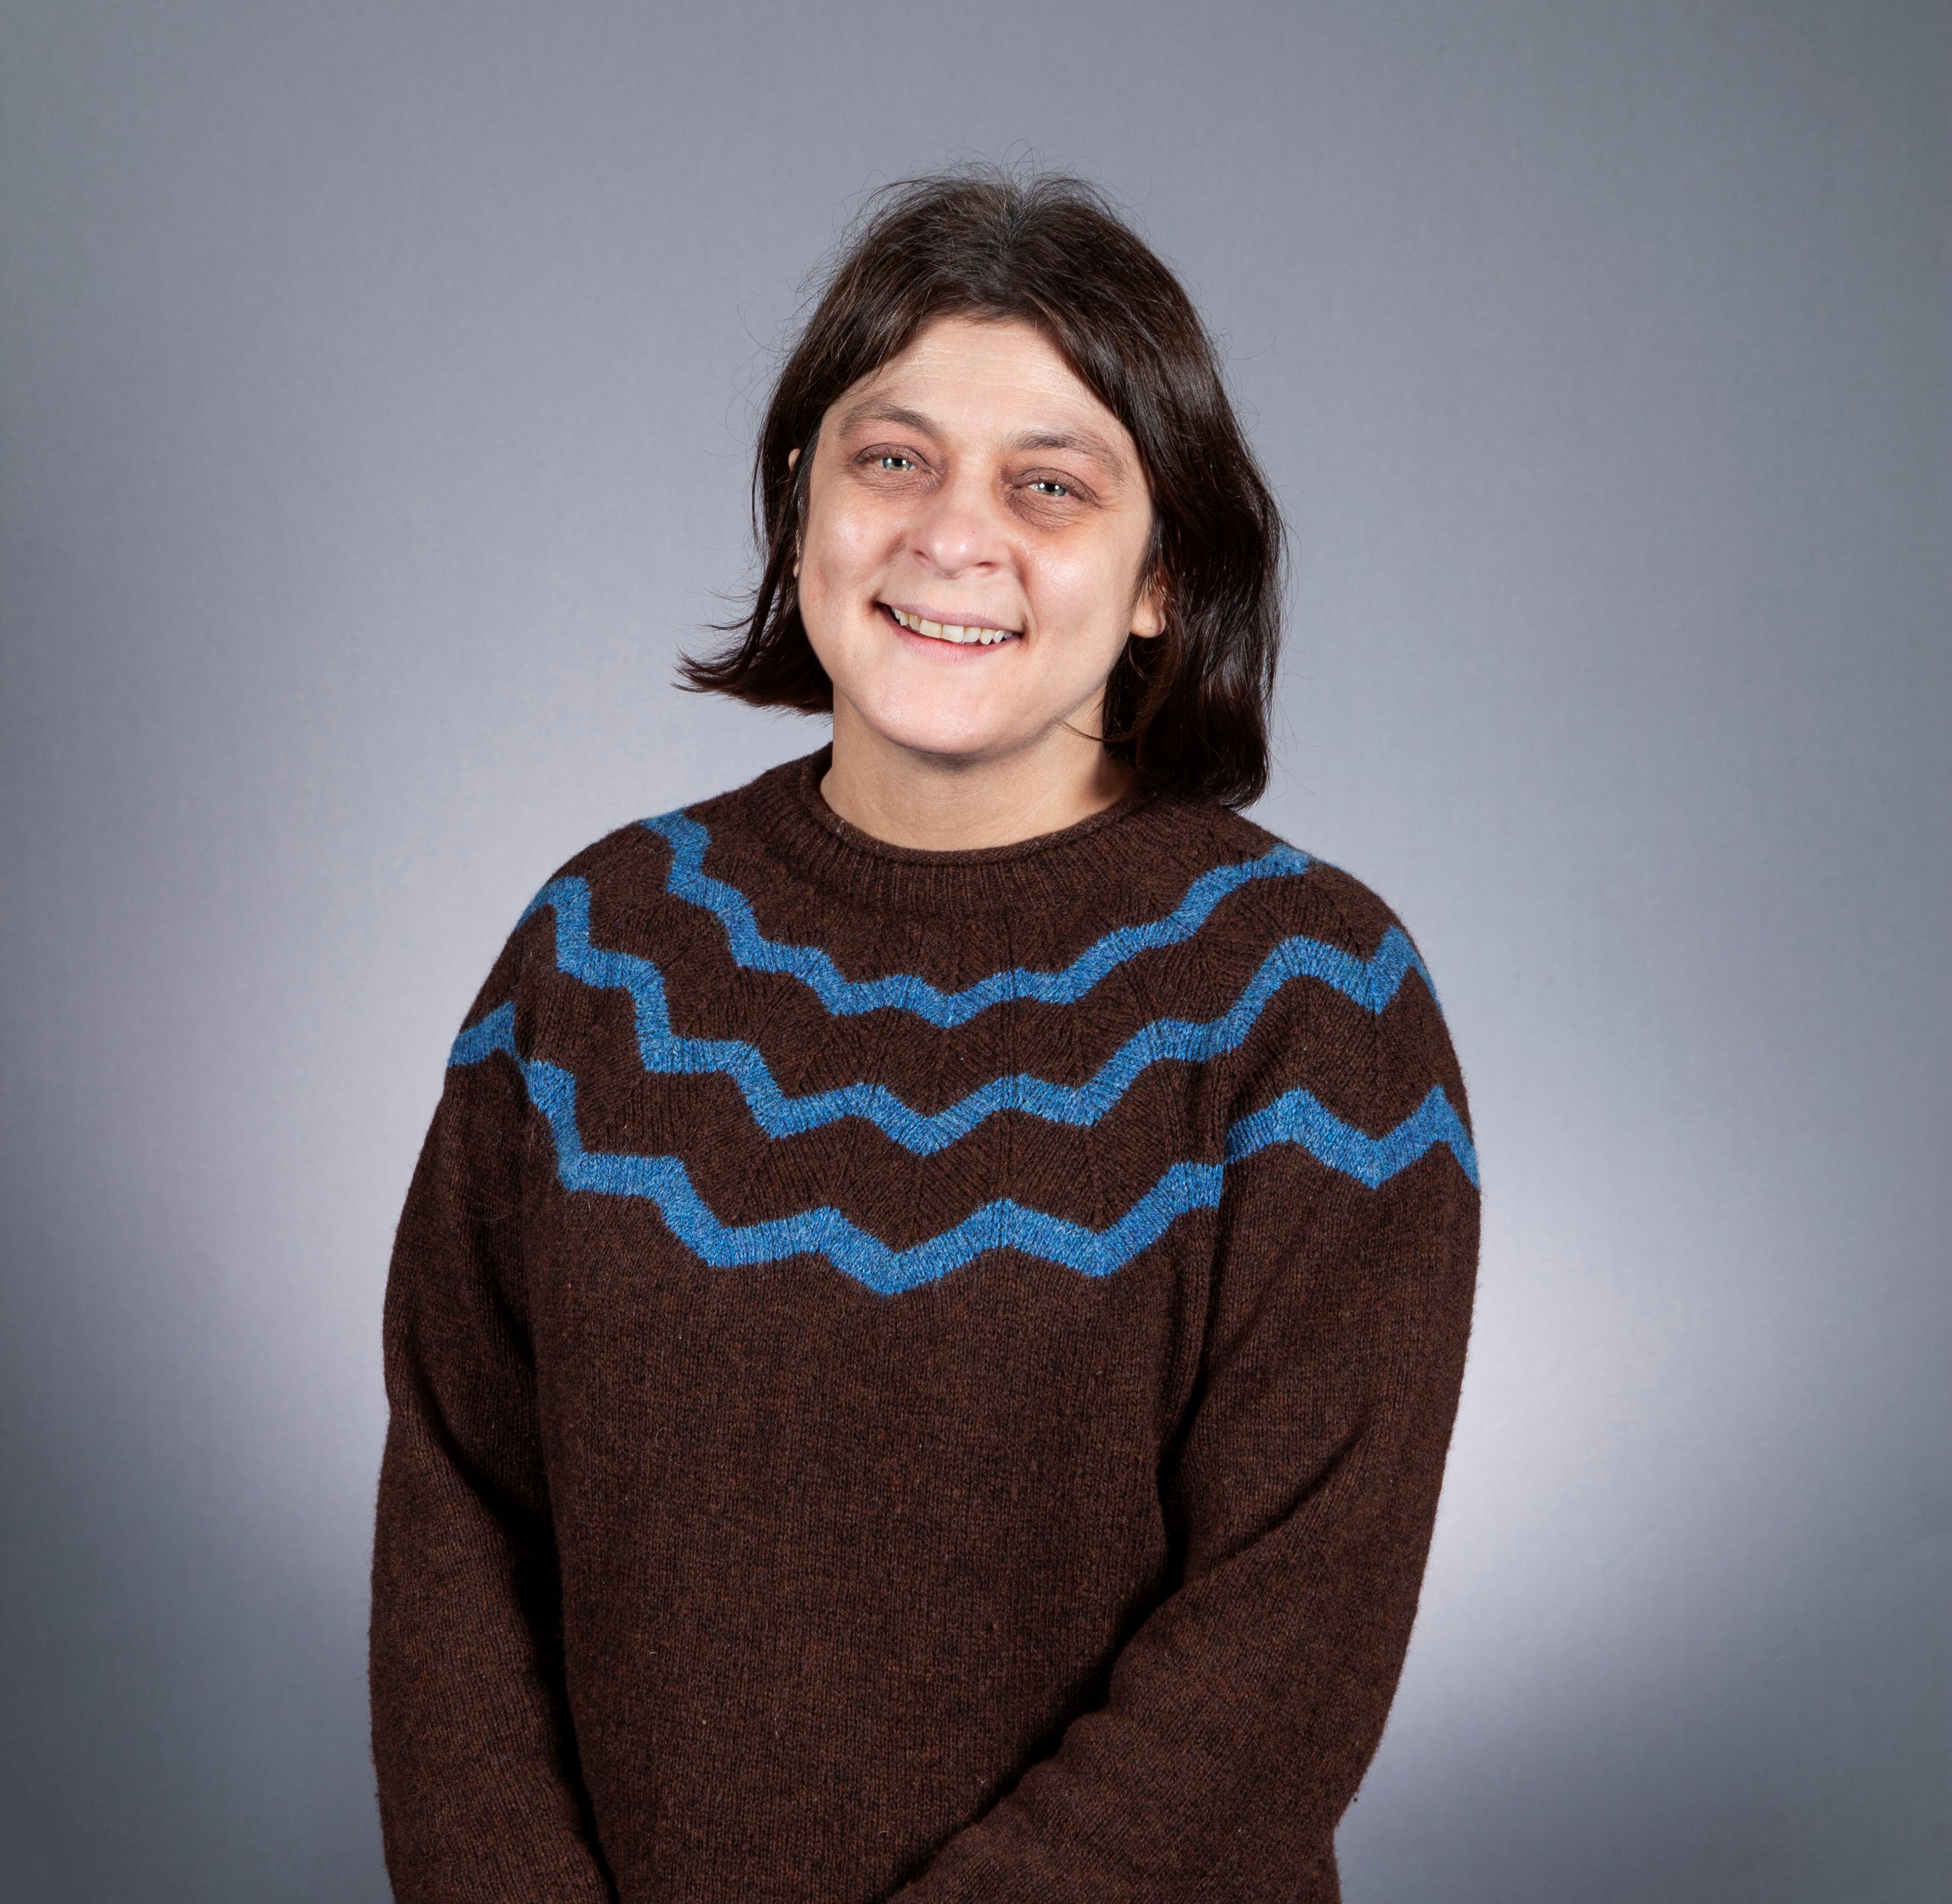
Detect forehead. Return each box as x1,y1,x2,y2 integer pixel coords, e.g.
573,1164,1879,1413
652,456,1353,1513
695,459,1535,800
830,315,1136,459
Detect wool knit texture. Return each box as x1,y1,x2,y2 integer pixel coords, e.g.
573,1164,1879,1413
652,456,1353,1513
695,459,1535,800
369,742,1479,1904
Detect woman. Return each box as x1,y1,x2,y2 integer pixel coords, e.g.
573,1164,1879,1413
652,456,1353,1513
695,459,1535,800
369,170,1479,1903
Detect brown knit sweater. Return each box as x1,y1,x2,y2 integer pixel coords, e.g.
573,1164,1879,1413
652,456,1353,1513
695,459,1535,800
369,743,1478,1903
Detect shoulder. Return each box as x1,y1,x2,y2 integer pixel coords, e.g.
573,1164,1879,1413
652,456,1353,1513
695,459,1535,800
536,814,669,900
521,749,810,937
1162,797,1438,1008
1170,803,1473,1176
459,750,806,1026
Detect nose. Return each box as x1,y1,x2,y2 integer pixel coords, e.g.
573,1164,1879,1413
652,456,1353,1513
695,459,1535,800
910,464,1006,577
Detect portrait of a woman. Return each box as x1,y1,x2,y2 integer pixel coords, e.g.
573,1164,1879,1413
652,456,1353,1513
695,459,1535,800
368,170,1480,1903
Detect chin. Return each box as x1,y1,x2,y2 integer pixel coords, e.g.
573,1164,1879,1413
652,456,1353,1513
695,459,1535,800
853,687,1018,763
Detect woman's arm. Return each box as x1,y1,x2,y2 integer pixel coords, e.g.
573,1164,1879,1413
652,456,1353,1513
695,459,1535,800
888,931,1479,1901
369,1007,615,1903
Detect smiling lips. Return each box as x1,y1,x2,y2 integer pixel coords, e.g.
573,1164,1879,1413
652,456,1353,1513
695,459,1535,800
884,603,1020,647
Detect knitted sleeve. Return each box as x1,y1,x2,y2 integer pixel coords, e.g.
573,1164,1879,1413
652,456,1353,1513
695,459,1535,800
368,947,615,1903
887,885,1480,1902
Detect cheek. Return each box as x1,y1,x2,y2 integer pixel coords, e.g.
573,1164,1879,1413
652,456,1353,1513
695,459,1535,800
804,491,897,588
1027,536,1150,648
797,500,896,669
795,516,845,632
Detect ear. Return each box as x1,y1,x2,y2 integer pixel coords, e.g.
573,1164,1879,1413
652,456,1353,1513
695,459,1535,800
1129,568,1167,640
786,448,804,573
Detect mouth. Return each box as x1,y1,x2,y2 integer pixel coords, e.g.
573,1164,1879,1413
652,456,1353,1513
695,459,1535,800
879,601,1021,649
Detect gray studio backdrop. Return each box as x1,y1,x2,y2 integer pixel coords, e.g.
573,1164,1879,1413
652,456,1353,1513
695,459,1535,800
2,2,1946,1899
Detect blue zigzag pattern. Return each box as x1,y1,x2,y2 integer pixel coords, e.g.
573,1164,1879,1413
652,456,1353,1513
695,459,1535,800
1226,1083,1478,1189
641,810,1320,1024
479,877,1432,1154
449,1018,1478,1296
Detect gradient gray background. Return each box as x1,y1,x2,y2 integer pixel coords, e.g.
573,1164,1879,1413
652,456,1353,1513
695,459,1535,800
3,2,1946,1898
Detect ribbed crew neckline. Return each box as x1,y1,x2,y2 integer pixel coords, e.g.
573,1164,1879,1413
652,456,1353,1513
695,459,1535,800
730,742,1187,922
790,741,1159,863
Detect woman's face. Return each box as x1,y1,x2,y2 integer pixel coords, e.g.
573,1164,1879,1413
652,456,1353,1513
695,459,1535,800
794,315,1164,766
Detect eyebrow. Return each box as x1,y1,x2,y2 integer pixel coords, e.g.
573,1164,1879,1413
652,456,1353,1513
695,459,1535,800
834,401,1132,480
1008,427,1130,477
834,400,938,438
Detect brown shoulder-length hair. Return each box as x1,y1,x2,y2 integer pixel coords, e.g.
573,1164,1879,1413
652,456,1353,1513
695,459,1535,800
677,167,1284,809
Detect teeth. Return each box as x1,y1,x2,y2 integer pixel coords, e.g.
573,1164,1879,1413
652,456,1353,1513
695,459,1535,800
889,606,1016,645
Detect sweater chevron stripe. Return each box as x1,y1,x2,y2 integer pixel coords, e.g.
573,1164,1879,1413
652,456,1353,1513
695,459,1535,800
641,809,1320,1021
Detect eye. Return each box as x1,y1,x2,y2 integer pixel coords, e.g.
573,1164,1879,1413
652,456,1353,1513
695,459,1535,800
874,453,917,472
1027,478,1072,498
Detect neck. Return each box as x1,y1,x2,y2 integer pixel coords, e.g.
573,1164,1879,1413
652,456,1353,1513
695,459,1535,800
818,702,1135,851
